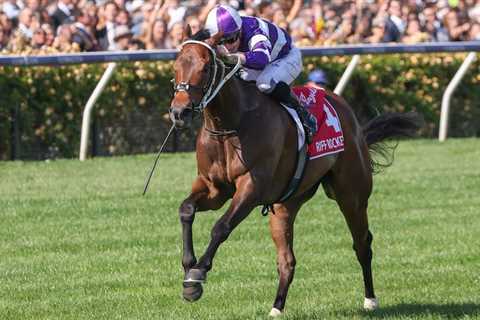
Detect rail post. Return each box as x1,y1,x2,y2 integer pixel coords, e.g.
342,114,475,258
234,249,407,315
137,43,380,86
438,52,477,142
334,55,360,95
79,62,117,161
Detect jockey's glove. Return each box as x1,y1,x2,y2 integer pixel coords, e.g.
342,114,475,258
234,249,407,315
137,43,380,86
216,46,245,65
223,53,245,65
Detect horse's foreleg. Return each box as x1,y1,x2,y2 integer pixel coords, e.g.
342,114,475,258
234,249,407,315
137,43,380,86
184,175,257,284
179,177,228,301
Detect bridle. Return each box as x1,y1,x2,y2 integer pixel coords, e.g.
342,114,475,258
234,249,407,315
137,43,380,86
171,40,242,114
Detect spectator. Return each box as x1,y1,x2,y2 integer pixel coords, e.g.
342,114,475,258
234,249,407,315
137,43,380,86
349,10,374,44
365,19,386,43
402,18,429,43
421,5,443,41
72,10,98,51
0,25,8,50
42,23,55,46
97,1,119,50
0,12,13,39
114,24,133,50
443,8,471,41
469,0,480,23
115,9,131,26
17,8,35,40
164,0,187,30
165,20,183,49
144,18,167,49
469,22,480,40
272,6,288,31
53,23,76,51
0,0,478,52
31,26,47,48
383,0,406,42
51,0,77,29
185,15,201,35
2,0,21,20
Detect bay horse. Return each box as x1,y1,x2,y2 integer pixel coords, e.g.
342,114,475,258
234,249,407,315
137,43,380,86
168,29,421,316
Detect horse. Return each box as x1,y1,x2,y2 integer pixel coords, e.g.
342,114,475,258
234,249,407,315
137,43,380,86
168,28,422,317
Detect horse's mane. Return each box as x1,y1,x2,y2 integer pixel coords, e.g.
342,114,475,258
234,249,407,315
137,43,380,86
190,29,211,41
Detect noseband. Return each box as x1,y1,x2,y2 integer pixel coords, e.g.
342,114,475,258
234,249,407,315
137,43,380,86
172,40,242,113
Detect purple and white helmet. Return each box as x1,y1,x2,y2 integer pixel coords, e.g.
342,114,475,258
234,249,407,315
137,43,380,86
205,5,242,39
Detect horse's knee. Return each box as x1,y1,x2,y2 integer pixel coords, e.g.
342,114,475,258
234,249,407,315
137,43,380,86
179,201,196,224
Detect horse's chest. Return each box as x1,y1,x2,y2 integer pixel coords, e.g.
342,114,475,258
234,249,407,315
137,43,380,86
207,160,243,186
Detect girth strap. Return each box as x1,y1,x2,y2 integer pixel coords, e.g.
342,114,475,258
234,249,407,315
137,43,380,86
261,143,308,216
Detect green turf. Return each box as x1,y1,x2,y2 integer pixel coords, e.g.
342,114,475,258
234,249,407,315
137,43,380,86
1,139,479,319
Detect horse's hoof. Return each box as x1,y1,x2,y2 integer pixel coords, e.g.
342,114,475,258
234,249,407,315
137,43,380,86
184,268,206,284
269,308,283,317
363,297,379,311
183,282,203,302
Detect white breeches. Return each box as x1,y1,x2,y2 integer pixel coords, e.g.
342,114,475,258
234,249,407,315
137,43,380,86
239,46,303,93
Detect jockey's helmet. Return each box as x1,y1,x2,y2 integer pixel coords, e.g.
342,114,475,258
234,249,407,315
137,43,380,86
205,5,242,41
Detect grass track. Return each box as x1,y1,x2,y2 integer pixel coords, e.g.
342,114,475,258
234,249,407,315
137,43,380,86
0,139,479,319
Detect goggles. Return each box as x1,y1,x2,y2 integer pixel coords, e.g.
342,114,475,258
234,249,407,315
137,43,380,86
218,32,240,45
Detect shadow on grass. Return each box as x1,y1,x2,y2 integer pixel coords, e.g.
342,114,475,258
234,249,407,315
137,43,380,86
284,303,480,319
362,303,480,318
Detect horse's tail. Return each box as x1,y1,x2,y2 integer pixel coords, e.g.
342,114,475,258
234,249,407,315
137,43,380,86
362,112,423,173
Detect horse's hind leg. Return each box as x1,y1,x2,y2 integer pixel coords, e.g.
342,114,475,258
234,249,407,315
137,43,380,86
268,203,298,317
329,169,379,311
268,187,318,317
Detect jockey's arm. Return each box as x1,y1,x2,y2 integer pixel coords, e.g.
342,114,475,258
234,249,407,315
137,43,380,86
243,34,272,70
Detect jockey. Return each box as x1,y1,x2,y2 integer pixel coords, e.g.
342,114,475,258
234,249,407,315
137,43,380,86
204,4,318,144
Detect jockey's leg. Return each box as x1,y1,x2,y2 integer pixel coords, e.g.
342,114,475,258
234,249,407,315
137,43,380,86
265,81,318,144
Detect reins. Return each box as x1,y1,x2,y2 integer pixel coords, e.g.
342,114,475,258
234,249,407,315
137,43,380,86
143,40,242,195
174,40,242,137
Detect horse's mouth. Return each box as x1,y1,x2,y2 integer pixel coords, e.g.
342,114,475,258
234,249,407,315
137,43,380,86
169,112,184,128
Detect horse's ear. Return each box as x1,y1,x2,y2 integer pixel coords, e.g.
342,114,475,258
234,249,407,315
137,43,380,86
206,31,223,47
183,24,192,40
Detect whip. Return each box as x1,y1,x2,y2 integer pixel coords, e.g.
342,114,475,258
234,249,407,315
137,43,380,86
142,124,176,195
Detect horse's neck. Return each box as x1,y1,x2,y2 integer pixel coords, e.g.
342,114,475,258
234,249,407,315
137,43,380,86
203,78,247,131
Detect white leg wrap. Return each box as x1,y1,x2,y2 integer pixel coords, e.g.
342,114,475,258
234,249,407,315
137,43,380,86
363,297,379,311
269,307,283,317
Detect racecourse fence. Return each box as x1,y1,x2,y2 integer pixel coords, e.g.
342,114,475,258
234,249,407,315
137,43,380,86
0,42,479,160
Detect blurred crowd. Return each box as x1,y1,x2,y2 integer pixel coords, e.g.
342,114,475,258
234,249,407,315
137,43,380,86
0,0,479,53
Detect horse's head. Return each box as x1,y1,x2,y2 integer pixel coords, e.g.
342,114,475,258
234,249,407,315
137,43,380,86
169,27,223,128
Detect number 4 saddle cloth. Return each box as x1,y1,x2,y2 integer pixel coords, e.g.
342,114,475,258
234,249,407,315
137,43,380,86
290,86,345,159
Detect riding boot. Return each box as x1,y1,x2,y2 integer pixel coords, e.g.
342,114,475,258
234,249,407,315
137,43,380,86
269,82,318,144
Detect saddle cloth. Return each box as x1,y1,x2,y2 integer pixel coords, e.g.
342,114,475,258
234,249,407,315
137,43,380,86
283,86,345,159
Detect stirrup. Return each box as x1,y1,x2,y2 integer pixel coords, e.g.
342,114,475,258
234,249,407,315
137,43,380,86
301,113,317,144
304,125,314,145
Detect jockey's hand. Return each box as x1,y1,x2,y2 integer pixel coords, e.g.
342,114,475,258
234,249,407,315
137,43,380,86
216,45,245,65
224,53,245,65
216,45,229,57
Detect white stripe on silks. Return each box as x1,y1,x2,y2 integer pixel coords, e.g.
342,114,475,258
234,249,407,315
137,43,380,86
256,18,270,36
205,7,219,36
253,48,271,62
249,34,270,49
271,25,286,61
